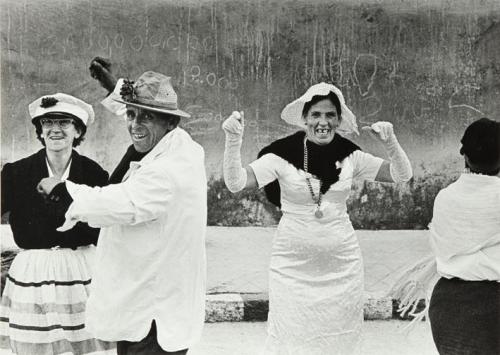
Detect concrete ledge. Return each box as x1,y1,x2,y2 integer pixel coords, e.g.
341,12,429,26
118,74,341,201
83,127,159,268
205,293,424,322
241,293,269,321
364,293,393,320
205,294,244,322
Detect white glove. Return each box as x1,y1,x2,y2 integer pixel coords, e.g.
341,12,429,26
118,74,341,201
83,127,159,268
222,111,244,138
364,121,395,143
363,121,413,182
222,111,247,192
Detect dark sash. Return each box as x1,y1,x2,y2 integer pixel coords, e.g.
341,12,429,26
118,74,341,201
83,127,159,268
258,131,360,207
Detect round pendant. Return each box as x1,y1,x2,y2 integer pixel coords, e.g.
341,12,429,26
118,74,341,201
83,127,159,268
314,210,323,218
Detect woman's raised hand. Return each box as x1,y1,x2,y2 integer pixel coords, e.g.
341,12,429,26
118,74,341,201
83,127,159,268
361,121,396,144
222,111,248,192
222,111,245,138
363,121,412,182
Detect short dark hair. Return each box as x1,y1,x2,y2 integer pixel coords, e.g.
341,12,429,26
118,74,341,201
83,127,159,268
460,117,500,175
34,115,87,147
302,91,342,118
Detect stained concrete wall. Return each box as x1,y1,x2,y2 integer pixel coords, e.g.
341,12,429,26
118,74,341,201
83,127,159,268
1,0,500,177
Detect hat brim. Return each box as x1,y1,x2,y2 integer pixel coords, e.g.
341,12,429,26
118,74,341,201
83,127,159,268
113,99,191,118
281,83,359,135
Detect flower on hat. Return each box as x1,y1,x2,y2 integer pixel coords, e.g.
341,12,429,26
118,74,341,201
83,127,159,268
40,97,59,108
120,79,137,102
112,73,191,118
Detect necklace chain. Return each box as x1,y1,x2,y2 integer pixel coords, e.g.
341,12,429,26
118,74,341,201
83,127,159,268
304,138,323,207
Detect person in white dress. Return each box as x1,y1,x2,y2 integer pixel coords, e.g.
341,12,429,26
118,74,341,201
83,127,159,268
222,83,413,354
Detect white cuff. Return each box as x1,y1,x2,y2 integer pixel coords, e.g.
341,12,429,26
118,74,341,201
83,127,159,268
101,78,126,116
223,135,247,193
56,181,84,232
385,138,413,182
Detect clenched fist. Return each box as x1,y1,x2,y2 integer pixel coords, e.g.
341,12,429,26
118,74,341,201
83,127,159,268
37,177,61,197
222,111,245,138
89,56,117,93
361,121,396,144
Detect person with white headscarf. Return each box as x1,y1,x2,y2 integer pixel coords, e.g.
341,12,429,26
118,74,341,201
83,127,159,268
392,117,500,355
221,83,412,354
428,117,500,355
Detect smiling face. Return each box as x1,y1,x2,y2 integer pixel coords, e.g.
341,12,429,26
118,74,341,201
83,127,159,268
126,106,172,153
40,116,81,153
303,99,340,145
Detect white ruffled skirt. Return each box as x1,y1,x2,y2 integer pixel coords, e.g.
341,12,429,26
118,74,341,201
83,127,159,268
0,246,116,354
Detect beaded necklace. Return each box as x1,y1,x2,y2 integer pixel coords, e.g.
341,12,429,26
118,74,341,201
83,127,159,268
303,137,324,218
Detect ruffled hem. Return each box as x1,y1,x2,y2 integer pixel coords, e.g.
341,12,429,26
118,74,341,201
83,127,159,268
0,247,116,354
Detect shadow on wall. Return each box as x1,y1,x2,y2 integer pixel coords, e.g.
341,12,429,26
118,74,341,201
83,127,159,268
207,170,458,229
2,0,500,176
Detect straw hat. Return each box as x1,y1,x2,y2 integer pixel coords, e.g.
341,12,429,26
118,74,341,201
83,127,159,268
114,71,190,118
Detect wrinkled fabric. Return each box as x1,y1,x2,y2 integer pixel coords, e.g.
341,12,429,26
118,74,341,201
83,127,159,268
390,172,500,329
257,131,359,207
430,173,500,281
250,150,383,354
0,247,116,354
59,128,207,352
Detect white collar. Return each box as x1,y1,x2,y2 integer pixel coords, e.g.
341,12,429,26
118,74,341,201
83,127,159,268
134,127,188,166
46,158,72,181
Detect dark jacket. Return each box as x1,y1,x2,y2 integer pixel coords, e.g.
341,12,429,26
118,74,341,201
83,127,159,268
1,149,109,249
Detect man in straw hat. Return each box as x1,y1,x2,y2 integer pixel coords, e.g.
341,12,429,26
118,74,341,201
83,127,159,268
37,58,207,355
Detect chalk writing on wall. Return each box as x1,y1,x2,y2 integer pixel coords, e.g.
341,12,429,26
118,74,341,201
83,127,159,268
1,0,499,176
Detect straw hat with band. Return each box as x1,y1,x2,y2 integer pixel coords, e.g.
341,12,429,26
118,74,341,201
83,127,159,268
114,71,191,118
281,83,359,136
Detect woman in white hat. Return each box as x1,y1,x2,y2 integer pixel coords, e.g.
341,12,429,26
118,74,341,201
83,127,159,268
0,94,114,354
222,83,412,354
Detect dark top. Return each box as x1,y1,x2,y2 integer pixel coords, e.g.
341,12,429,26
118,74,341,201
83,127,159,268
44,144,147,233
1,149,109,249
109,144,148,184
258,131,360,207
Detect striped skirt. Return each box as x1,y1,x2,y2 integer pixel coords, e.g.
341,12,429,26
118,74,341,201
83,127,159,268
0,246,116,355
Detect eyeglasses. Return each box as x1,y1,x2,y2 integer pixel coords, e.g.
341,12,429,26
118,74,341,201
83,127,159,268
40,118,75,129
126,109,155,123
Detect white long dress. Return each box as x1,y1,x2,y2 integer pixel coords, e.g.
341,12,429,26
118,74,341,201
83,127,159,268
249,150,383,355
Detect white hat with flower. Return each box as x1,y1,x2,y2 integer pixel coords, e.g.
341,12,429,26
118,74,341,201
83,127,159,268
29,93,95,126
